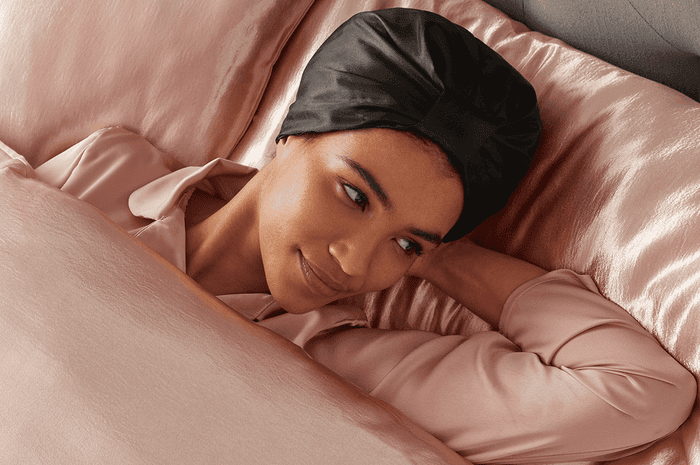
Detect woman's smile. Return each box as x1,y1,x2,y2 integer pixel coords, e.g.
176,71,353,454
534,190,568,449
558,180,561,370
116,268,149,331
298,250,349,297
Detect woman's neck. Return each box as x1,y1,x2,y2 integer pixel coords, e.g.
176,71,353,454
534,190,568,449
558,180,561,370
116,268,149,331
184,183,268,296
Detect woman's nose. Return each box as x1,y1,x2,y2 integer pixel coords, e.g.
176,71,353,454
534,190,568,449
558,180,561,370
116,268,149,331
328,235,374,278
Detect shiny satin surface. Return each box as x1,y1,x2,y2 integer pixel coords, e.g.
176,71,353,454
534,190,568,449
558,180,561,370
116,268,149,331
231,1,700,464
3,0,700,463
0,0,313,167
0,156,467,465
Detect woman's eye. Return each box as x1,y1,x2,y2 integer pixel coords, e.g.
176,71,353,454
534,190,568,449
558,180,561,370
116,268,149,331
396,238,423,257
343,184,368,211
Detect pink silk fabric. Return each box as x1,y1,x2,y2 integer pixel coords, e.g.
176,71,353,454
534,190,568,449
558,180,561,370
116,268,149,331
27,126,695,463
0,0,314,167
0,153,466,464
1,0,699,463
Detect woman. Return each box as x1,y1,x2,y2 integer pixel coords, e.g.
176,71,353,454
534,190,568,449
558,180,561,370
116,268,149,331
31,8,694,464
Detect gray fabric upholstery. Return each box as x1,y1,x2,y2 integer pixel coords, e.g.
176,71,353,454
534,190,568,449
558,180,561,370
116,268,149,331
482,0,700,102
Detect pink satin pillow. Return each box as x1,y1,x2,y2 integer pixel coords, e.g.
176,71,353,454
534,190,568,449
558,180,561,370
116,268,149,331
0,0,313,167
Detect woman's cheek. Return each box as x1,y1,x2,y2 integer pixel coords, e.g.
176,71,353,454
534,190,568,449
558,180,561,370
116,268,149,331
262,172,318,230
296,186,348,235
264,184,305,221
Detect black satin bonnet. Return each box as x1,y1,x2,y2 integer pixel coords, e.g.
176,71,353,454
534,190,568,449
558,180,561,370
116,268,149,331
277,8,542,242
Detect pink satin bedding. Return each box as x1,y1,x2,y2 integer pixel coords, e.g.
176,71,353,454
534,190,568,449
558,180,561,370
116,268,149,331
1,0,699,464
0,0,315,167
0,152,466,464
24,125,694,463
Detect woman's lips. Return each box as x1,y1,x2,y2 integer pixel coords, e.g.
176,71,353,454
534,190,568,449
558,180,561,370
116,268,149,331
298,251,347,297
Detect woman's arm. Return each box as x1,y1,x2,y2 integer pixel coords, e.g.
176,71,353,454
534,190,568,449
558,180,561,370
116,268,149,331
309,241,697,463
408,239,546,327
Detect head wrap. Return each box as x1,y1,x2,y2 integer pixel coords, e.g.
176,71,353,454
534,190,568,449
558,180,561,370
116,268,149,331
277,8,542,241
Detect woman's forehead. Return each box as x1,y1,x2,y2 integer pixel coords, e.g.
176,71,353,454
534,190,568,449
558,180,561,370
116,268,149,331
313,128,453,177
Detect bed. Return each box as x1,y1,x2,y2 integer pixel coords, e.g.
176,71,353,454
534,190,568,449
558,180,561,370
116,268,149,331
1,0,698,463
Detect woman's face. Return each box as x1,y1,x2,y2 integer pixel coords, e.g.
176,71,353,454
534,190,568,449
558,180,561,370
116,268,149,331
258,128,463,314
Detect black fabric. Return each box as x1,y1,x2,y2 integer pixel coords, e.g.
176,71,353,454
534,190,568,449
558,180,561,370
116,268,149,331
277,8,542,241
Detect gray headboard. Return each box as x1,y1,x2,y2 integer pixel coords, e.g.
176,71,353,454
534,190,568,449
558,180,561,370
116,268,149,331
482,0,700,102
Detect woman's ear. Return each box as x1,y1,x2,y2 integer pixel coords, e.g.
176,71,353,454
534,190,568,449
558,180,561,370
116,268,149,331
274,136,292,161
276,135,303,154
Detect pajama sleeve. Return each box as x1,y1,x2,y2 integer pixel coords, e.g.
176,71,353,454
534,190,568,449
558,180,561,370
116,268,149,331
306,269,696,464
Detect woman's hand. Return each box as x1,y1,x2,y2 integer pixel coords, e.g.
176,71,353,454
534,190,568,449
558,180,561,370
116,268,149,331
407,238,547,328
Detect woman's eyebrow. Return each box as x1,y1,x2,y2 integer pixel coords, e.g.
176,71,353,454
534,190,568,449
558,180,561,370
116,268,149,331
339,156,444,246
340,156,393,210
409,228,442,246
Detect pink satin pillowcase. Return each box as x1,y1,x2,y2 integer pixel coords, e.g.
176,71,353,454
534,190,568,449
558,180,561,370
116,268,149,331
0,0,314,167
